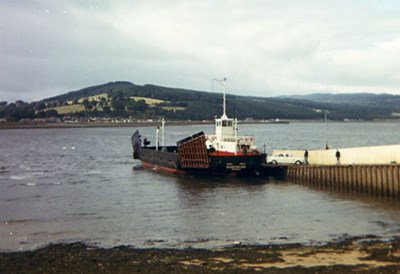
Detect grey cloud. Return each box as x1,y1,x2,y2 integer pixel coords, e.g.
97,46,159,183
2,1,400,102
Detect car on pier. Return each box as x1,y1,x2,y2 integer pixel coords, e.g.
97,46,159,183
268,153,303,166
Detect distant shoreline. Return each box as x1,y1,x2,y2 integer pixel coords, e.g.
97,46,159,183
0,121,211,129
1,119,399,130
0,120,291,129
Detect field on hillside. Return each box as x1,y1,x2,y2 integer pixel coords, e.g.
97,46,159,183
76,93,108,103
161,106,186,111
50,104,85,114
130,96,164,105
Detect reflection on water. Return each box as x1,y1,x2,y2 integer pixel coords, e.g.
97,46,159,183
0,123,400,251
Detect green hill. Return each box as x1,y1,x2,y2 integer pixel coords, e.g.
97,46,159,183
40,82,321,120
1,81,399,122
283,93,400,110
280,93,400,120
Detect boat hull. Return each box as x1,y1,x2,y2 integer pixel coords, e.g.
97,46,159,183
139,146,180,171
138,146,266,176
208,154,264,175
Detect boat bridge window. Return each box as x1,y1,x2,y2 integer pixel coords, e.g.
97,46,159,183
222,120,233,127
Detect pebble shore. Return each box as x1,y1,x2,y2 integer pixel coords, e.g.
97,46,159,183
1,236,400,273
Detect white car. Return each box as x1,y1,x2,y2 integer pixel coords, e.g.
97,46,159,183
268,153,303,165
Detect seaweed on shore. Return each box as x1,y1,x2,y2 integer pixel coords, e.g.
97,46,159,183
1,237,400,273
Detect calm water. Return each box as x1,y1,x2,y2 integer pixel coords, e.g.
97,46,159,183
1,122,400,251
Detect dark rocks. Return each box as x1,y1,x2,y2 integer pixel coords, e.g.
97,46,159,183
1,237,400,273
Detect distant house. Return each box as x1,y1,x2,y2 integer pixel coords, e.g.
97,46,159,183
19,118,33,123
32,118,46,123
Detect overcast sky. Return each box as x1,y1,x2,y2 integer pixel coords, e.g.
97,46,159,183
1,1,400,102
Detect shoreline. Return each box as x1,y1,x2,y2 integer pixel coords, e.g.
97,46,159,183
0,120,283,130
0,121,212,130
1,119,399,130
1,236,400,273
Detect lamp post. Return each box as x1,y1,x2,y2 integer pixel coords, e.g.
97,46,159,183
324,110,329,150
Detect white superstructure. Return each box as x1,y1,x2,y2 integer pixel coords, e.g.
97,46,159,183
205,78,258,156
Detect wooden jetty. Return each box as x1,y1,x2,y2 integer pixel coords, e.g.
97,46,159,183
286,164,400,198
272,145,400,198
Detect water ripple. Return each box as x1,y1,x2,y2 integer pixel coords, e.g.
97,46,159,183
1,124,400,251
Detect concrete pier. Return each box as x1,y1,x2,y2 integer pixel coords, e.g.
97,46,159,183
286,164,400,198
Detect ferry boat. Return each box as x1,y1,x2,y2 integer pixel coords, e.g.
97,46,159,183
131,79,266,176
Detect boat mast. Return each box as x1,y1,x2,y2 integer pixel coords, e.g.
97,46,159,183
222,78,226,117
155,119,165,151
161,118,165,147
212,77,227,118
156,126,159,151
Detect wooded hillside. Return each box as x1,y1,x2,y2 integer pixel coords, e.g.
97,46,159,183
1,81,400,122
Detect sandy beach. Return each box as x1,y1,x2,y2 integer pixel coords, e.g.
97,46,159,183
1,236,400,273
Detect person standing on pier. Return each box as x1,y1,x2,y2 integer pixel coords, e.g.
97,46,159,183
336,150,341,165
304,150,309,165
